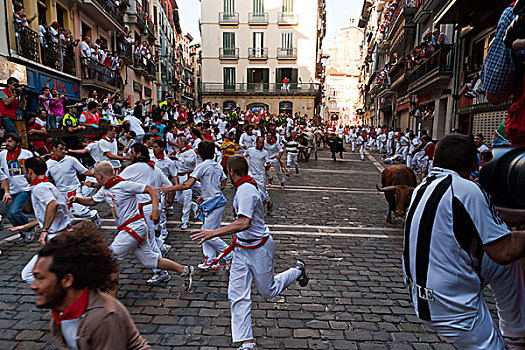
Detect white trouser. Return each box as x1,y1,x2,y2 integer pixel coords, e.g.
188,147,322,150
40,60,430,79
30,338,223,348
422,259,525,349
250,173,269,203
81,176,97,197
286,153,298,167
65,186,98,220
175,174,193,224
398,145,408,161
407,154,414,168
351,141,356,152
110,222,160,269
267,159,285,185
368,139,375,150
201,205,231,262
376,140,381,152
21,232,60,284
359,145,364,160
158,196,169,241
141,203,166,274
386,140,392,154
228,236,301,342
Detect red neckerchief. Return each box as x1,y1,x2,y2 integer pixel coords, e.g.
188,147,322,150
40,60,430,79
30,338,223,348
104,176,125,189
234,175,258,189
267,138,277,145
30,175,49,186
6,148,22,162
155,153,165,160
179,145,192,153
51,288,89,325
205,134,214,141
102,135,114,143
146,161,155,169
50,155,64,161
511,1,516,6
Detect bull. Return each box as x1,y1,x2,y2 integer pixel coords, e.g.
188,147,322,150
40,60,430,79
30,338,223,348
376,165,417,223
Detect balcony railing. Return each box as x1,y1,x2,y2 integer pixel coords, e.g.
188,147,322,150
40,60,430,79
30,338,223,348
95,0,124,26
408,45,454,85
42,42,61,71
15,28,40,62
383,0,418,40
219,12,239,24
133,55,156,78
278,12,298,24
117,40,133,63
277,47,297,59
62,49,76,76
201,82,321,93
388,60,406,86
248,12,269,24
219,47,239,59
248,47,268,59
85,58,117,85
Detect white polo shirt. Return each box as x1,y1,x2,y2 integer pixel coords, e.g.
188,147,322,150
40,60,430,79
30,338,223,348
31,180,73,233
175,147,197,174
120,162,170,204
46,156,88,192
92,179,145,226
153,155,177,180
98,137,121,169
264,141,283,160
123,115,145,137
234,182,270,242
239,133,256,149
0,149,33,194
86,142,103,164
190,159,226,202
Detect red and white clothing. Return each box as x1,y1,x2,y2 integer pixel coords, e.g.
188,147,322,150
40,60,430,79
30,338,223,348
245,147,270,202
0,148,33,194
98,136,121,171
175,146,197,225
22,177,74,284
264,140,285,185
46,156,99,221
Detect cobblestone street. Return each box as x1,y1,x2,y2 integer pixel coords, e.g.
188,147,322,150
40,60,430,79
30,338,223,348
0,148,464,350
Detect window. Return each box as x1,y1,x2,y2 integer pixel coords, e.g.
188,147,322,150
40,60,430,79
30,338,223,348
224,67,236,89
224,0,235,13
253,0,264,13
281,32,293,55
253,32,264,56
223,32,236,56
282,0,293,12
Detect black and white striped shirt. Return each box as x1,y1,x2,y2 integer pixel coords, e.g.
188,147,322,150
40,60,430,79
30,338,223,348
403,167,509,323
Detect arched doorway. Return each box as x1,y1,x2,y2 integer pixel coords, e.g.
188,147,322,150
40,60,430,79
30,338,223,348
246,102,269,114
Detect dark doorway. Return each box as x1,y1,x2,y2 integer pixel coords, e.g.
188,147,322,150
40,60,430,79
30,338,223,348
247,68,269,91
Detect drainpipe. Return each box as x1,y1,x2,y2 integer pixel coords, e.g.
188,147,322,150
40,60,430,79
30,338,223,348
3,0,12,61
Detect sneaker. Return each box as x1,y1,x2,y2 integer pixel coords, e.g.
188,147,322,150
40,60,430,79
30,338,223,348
25,231,35,243
191,202,199,219
160,244,172,253
181,265,196,291
198,262,212,270
92,214,102,229
281,183,285,188
238,342,256,349
181,222,190,230
13,234,26,244
285,173,291,177
295,165,299,174
146,272,171,286
296,260,309,287
267,201,273,215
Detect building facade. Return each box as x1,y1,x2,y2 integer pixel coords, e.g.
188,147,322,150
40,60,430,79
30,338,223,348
325,21,363,125
357,0,511,141
200,0,326,120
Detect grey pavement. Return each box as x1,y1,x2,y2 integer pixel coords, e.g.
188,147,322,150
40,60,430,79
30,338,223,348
0,146,495,349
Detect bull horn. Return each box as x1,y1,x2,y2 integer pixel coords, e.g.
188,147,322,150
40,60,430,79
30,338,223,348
376,185,397,192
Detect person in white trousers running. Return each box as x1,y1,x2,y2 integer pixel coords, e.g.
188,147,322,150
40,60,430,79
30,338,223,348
190,155,309,350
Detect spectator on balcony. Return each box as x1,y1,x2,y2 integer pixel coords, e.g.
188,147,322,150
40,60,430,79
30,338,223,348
49,21,60,45
13,5,38,35
38,19,49,47
80,37,92,79
87,89,98,105
432,27,450,46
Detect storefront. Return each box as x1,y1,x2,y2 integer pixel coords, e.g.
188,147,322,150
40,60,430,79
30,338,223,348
25,68,81,113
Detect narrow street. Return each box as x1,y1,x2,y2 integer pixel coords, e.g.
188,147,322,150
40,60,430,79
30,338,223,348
0,147,459,350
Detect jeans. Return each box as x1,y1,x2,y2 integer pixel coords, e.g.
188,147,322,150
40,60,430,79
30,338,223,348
492,134,511,147
1,117,18,135
46,114,57,130
6,191,31,235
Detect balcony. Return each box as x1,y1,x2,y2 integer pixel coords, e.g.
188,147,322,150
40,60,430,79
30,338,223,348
136,3,155,37
277,47,297,60
219,12,239,25
219,47,239,60
83,58,118,88
79,0,124,31
248,12,269,25
117,40,133,64
383,0,418,42
14,28,76,76
388,61,407,90
278,12,298,25
407,45,454,92
248,48,268,60
201,83,321,95
133,56,156,79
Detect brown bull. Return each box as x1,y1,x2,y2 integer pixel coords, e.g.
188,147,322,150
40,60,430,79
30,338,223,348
376,165,417,223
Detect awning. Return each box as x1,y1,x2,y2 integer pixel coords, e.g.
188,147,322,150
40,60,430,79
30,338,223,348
435,0,511,27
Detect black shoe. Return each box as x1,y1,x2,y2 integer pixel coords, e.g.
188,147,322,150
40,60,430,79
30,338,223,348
285,173,291,177
13,234,26,244
296,260,309,287
295,165,299,174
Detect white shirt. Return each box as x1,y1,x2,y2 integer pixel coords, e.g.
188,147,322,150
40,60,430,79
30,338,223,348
190,159,226,202
239,133,256,149
124,115,144,136
217,119,227,135
98,137,121,169
31,181,73,233
404,168,510,323
175,147,197,174
166,132,176,154
264,141,283,160
245,147,269,176
153,155,177,179
61,318,81,350
46,156,88,193
80,41,91,58
86,142,103,164
120,162,170,204
477,144,490,153
0,149,33,194
234,182,270,241
93,179,146,227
